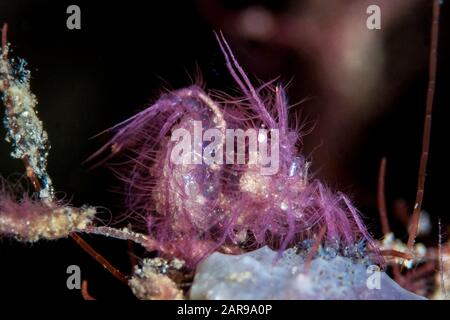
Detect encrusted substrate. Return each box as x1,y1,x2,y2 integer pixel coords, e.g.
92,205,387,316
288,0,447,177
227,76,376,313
1,48,54,200
190,246,425,300
129,258,185,300
0,205,95,241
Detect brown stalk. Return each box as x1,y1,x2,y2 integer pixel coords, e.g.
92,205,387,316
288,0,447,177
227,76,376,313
304,226,327,273
407,0,441,250
378,157,390,236
70,233,129,284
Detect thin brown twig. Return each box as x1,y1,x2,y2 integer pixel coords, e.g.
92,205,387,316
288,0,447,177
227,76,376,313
81,280,96,300
304,226,326,273
403,261,436,282
126,223,138,270
377,157,390,236
128,239,138,271
407,0,441,250
392,264,402,283
70,233,129,284
379,249,413,261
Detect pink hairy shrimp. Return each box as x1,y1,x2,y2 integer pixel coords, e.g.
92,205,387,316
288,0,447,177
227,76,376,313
92,32,377,268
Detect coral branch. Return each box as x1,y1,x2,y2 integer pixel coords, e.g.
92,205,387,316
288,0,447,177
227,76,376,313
0,25,132,291
407,0,441,249
78,226,151,248
0,23,54,200
0,198,95,241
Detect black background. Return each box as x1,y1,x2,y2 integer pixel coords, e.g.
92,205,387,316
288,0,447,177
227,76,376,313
0,0,449,300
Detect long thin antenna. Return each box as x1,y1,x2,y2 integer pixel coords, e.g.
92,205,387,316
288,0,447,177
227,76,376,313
214,31,276,128
407,0,441,249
